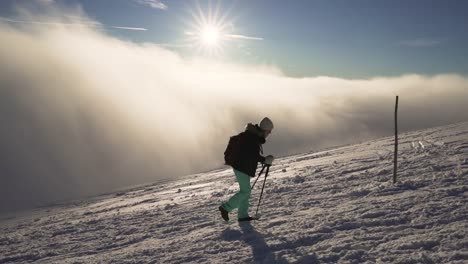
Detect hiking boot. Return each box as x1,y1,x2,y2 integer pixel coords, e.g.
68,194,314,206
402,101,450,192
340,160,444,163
219,206,229,221
238,216,256,222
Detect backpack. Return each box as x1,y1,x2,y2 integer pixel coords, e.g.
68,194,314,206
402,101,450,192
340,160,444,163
224,134,242,166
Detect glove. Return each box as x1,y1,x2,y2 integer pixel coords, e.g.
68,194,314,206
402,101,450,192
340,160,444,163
264,155,275,165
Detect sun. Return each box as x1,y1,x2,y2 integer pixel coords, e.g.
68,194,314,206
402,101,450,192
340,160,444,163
193,22,225,55
183,1,233,56
200,25,221,46
181,1,261,56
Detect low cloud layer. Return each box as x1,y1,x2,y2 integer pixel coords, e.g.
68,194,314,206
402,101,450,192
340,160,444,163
1,12,467,214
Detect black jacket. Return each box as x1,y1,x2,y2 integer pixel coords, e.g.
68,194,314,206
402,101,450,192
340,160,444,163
231,123,266,177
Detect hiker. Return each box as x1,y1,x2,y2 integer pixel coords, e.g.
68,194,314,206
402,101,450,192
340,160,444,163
219,117,275,222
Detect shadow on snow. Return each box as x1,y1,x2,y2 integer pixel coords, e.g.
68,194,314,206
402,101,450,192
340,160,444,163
222,222,319,263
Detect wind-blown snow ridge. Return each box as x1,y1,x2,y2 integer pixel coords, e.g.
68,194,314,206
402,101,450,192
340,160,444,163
1,122,467,263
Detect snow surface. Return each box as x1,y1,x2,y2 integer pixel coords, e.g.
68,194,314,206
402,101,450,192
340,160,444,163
1,122,468,264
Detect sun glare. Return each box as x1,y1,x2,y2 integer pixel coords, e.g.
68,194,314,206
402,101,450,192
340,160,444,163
184,1,232,56
201,25,220,46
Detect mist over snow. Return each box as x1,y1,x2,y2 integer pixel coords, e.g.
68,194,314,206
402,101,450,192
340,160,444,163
1,8,468,213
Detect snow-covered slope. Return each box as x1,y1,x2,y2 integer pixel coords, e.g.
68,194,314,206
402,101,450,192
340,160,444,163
1,122,467,264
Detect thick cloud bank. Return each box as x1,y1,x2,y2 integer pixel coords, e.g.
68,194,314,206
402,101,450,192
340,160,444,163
1,14,467,213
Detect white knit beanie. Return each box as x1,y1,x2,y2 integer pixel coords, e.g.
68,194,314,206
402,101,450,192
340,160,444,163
259,117,274,131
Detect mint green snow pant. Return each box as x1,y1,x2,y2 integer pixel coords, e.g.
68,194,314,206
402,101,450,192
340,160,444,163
222,169,251,219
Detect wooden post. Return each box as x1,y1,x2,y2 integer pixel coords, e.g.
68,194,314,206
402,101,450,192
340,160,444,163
393,96,399,184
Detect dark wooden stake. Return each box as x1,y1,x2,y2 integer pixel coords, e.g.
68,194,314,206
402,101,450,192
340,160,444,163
393,96,399,184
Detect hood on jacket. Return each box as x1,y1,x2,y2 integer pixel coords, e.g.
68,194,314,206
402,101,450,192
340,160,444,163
245,123,266,144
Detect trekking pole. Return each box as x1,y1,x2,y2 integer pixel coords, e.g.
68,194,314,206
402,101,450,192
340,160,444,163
251,164,266,190
255,165,270,218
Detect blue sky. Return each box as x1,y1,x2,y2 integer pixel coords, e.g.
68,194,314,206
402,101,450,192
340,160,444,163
1,0,467,78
